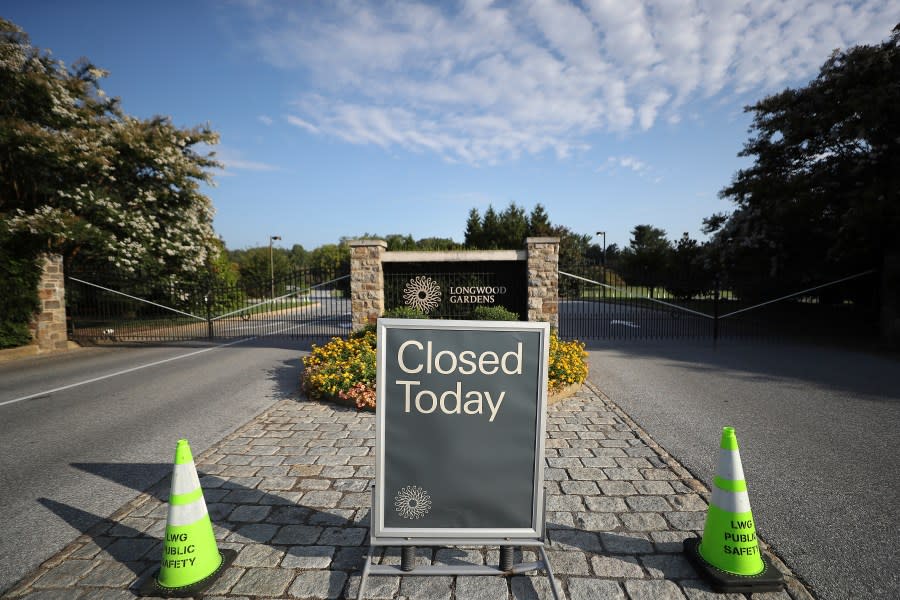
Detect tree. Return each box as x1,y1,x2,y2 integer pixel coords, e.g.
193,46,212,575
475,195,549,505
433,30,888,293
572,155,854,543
465,202,534,249
665,233,714,299
415,237,459,250
0,240,40,348
308,242,350,273
528,204,553,236
290,244,308,268
553,225,593,269
235,246,293,297
207,238,239,288
709,24,900,292
480,206,501,249
464,208,483,248
497,203,529,248
383,234,415,251
604,243,621,265
0,18,221,279
621,225,672,296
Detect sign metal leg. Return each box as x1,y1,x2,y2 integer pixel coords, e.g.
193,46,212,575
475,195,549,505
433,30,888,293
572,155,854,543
358,488,566,600
538,544,563,600
356,545,374,600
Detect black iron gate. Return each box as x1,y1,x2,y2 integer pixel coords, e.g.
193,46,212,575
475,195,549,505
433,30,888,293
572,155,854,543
558,261,880,343
65,266,350,342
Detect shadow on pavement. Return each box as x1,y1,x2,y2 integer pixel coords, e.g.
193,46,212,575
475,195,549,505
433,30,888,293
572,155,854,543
34,462,661,598
37,498,157,580
71,462,172,499
584,339,900,401
265,356,309,402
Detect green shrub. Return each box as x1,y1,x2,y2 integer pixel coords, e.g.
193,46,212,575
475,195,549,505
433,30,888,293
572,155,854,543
349,323,377,339
472,305,519,321
383,306,429,319
0,321,32,349
0,245,41,349
348,307,429,340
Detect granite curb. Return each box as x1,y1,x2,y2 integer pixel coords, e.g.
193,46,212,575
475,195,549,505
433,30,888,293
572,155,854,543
4,383,815,600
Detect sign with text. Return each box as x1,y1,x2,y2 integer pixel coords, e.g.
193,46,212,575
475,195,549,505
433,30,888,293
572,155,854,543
382,260,528,320
373,319,550,543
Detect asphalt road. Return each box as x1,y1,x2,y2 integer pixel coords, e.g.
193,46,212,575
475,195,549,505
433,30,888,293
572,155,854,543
586,340,900,600
0,338,311,595
559,299,716,340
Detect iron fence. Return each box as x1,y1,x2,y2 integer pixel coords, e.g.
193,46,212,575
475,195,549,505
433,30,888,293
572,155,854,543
66,266,350,342
65,257,881,344
558,261,879,342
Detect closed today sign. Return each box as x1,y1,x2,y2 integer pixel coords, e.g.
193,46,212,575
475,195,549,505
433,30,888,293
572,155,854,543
373,319,550,542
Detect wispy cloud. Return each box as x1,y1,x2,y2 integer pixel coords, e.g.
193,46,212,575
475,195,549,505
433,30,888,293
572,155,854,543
615,156,648,173
285,115,320,135
257,115,273,126
214,147,279,175
235,0,894,164
599,155,658,181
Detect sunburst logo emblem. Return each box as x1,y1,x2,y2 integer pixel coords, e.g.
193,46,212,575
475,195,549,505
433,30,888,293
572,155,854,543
403,276,441,313
394,485,432,520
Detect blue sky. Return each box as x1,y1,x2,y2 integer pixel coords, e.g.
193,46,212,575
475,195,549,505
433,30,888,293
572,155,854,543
4,1,895,252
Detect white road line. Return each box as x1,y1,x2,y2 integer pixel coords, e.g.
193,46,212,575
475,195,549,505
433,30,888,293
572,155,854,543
0,336,255,409
610,320,640,329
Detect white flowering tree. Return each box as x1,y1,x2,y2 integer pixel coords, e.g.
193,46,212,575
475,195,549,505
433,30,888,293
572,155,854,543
0,18,221,279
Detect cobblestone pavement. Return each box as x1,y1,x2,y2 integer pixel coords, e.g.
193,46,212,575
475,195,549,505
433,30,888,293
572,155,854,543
5,382,815,599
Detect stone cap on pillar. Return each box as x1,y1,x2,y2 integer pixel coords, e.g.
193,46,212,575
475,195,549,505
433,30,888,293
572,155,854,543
348,239,387,249
526,237,561,244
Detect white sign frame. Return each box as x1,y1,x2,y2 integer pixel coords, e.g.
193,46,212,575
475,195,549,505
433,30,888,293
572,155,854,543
372,318,551,545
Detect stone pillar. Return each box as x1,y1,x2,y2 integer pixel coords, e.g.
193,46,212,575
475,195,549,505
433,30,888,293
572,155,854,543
32,254,69,352
526,237,560,328
349,239,387,331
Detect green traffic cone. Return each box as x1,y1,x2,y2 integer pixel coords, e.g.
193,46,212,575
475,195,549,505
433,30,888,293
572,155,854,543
138,439,235,597
684,427,783,593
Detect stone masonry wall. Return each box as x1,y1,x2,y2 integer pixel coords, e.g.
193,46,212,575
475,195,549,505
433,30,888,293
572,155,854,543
349,240,387,331
348,238,559,330
526,237,560,328
31,254,69,352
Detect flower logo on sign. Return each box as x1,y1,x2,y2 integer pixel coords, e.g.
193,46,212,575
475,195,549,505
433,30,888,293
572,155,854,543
394,485,432,519
403,276,441,313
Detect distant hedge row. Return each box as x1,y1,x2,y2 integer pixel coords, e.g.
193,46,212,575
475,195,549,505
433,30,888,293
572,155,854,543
0,244,41,349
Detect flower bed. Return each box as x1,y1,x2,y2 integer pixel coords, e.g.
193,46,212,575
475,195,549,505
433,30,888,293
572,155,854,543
301,329,587,410
301,330,377,409
548,331,589,392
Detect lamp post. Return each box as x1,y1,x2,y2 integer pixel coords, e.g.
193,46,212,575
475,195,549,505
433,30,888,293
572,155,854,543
596,231,606,299
269,235,281,299
595,231,606,264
